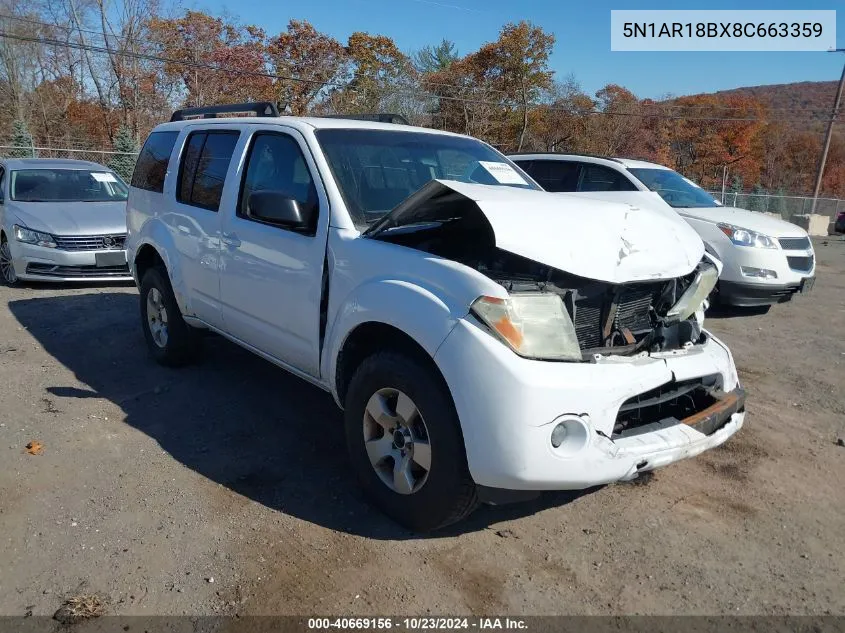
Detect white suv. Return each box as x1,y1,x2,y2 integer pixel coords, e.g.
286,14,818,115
126,103,745,531
510,154,816,308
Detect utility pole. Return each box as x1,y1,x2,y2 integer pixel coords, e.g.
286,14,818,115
720,155,746,204
811,49,845,214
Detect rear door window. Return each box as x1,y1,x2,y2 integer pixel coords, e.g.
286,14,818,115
578,165,637,192
131,131,178,193
177,131,239,211
517,160,581,192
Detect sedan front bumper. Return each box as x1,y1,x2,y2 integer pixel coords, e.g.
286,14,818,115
11,241,132,282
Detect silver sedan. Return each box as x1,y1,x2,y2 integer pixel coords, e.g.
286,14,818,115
0,158,132,284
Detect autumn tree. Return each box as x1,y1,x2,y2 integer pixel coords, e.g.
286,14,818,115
267,20,348,115
584,84,642,156
531,77,594,152
329,32,417,115
468,21,555,151
147,11,272,107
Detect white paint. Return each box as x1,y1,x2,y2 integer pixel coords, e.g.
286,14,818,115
372,179,704,283
125,117,743,499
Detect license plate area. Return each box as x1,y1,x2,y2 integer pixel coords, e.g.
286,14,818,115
95,251,127,267
800,276,815,294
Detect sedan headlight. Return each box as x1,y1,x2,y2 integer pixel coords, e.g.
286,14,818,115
717,223,776,249
471,293,582,361
13,225,56,248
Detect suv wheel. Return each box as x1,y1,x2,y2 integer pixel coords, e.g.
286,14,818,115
140,267,200,366
344,351,478,531
0,237,18,285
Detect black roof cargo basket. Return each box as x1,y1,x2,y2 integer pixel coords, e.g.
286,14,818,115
170,102,279,122
318,113,410,125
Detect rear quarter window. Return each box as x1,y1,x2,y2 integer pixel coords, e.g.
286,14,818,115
131,131,179,193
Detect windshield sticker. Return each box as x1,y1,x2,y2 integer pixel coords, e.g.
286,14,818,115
91,172,118,183
478,161,527,185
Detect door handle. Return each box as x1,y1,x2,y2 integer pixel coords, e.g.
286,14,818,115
221,232,241,248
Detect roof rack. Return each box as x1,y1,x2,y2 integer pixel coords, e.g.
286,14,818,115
170,102,279,122
317,113,410,125
508,152,624,164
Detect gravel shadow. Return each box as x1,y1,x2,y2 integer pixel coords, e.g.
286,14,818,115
9,291,589,539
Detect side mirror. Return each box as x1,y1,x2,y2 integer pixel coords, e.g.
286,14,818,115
247,191,315,231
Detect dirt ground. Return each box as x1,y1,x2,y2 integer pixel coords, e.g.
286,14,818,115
1,237,843,618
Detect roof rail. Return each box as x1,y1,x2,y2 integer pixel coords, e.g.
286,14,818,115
317,113,410,125
170,102,279,122
508,152,624,164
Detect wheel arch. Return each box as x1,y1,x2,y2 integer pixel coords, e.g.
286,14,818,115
323,278,465,407
131,227,189,314
334,321,451,409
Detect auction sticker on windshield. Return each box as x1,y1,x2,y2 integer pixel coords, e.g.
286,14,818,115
91,172,118,182
478,161,528,185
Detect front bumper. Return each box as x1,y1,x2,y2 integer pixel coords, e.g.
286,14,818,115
718,278,812,307
434,318,745,490
11,241,132,282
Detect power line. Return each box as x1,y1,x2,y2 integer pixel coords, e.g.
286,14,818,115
0,29,834,124
1,13,840,119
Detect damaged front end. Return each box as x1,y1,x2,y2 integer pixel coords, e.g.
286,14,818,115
368,179,717,361
468,255,718,361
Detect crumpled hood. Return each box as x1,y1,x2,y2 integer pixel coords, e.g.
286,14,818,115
367,180,704,283
677,205,808,238
8,200,128,236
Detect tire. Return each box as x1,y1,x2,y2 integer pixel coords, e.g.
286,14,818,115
139,267,200,366
0,236,19,286
344,351,479,531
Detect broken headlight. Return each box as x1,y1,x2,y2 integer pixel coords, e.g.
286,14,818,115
666,263,719,322
471,294,582,361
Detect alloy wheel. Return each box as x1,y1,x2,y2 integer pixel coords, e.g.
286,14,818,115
363,388,432,495
0,240,17,284
146,287,169,348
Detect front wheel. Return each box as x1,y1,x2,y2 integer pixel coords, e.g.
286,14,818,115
0,237,19,286
344,351,478,531
139,267,200,366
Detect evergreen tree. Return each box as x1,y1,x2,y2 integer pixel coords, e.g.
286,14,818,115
770,187,787,217
108,125,139,181
413,39,459,74
748,184,767,212
728,174,743,194
9,120,35,158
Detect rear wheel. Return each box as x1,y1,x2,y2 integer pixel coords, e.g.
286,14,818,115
344,351,478,531
0,237,18,286
139,267,200,366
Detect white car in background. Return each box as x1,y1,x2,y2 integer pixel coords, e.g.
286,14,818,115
510,154,816,308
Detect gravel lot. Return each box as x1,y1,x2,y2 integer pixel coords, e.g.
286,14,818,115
1,237,843,617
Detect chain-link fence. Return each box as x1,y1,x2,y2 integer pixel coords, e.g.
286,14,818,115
709,191,845,222
0,145,139,169
3,144,843,225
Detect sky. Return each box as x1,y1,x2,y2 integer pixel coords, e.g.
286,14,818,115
194,0,845,99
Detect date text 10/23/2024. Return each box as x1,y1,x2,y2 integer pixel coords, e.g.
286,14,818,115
307,618,528,630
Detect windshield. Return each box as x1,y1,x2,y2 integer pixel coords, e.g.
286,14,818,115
315,129,538,227
628,168,719,209
10,169,129,202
